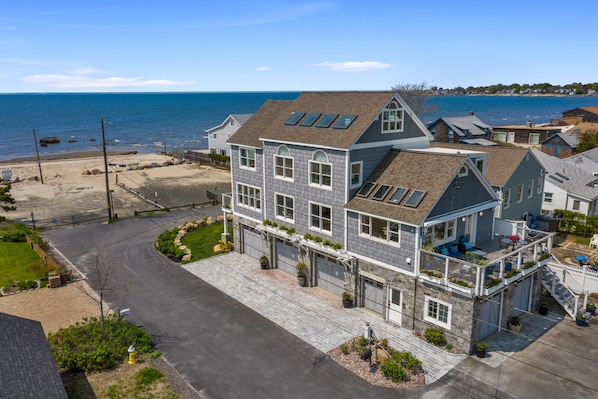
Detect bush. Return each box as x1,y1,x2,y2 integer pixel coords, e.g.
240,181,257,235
47,315,154,372
1,229,27,242
424,327,446,346
156,228,184,260
339,344,349,355
17,280,38,291
380,350,422,382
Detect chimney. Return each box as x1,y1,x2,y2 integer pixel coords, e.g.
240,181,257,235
469,111,474,116
525,121,533,128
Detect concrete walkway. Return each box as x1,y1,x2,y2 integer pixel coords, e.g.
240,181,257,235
183,252,466,384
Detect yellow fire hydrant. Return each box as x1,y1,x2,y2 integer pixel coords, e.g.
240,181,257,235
128,345,136,364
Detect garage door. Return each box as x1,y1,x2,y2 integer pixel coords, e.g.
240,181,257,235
275,238,298,275
362,277,383,314
242,226,262,259
315,253,345,295
477,293,500,340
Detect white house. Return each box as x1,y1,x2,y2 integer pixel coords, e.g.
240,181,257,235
206,114,252,157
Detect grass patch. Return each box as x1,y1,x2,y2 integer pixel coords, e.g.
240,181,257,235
181,222,233,262
0,241,42,287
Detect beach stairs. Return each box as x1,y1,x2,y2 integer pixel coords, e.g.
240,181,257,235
541,267,581,319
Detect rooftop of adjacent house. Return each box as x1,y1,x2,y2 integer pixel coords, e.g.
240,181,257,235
345,149,469,226
229,91,430,149
562,106,598,116
570,147,598,163
541,131,579,147
0,312,68,399
205,113,253,133
431,114,492,137
492,123,563,131
531,148,598,200
431,143,533,188
565,122,598,134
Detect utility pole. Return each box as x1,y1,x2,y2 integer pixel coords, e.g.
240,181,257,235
101,118,113,222
32,129,44,184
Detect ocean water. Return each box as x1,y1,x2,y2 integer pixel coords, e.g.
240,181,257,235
0,92,596,161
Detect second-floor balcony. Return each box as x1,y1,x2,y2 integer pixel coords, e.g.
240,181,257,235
419,227,554,297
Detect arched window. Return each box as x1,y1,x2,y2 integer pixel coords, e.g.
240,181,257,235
382,101,404,133
309,150,331,187
274,145,293,179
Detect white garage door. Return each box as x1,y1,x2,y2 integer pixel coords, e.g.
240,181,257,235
242,226,262,259
362,277,384,314
275,238,298,275
315,253,345,295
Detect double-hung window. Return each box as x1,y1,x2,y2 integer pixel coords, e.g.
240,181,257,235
382,101,404,133
240,148,255,169
528,133,540,145
424,295,451,328
537,176,543,194
274,145,293,180
503,188,511,209
544,192,553,203
360,215,400,244
527,179,533,198
350,161,362,188
517,183,523,203
237,183,261,210
309,150,332,188
275,194,294,222
310,203,331,233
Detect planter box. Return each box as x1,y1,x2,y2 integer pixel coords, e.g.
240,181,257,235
420,273,444,285
448,282,474,296
483,283,503,296
521,264,538,276
503,273,521,285
538,257,552,267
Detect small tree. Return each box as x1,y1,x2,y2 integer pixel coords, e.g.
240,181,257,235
391,81,436,117
0,183,16,212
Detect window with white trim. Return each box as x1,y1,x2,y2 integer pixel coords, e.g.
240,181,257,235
544,192,553,203
503,188,511,209
240,148,255,169
309,150,332,188
360,215,400,244
309,203,331,233
350,161,362,188
275,194,294,222
529,133,540,145
494,132,506,142
424,295,451,328
424,219,456,247
274,145,293,180
236,183,261,210
382,101,404,133
517,183,523,203
537,176,543,194
573,200,580,211
527,179,533,198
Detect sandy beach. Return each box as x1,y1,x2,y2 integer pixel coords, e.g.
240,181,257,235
0,152,232,224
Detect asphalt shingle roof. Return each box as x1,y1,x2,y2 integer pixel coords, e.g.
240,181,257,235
227,100,293,148
438,115,491,137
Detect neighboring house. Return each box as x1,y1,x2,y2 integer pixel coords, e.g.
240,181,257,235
540,131,579,158
206,114,252,157
225,91,553,354
531,149,598,216
563,147,598,176
0,312,68,399
427,113,495,145
561,106,598,123
492,122,562,147
432,143,544,222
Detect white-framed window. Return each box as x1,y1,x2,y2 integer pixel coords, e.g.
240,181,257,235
230,119,234,126
503,188,511,209
424,295,451,328
240,148,256,169
212,133,217,139
517,183,523,203
274,145,293,180
476,159,484,173
573,200,580,211
544,192,553,203
382,101,404,133
309,202,332,233
527,179,533,198
309,150,332,188
360,215,400,244
494,132,506,142
275,194,294,222
220,149,227,156
529,133,540,145
350,161,363,188
424,219,456,247
210,148,217,154
237,183,261,210
537,176,543,194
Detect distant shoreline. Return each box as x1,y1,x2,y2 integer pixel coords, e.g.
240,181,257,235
0,150,141,165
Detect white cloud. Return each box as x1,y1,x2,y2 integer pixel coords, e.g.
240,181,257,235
22,74,195,89
256,66,272,72
68,67,109,75
310,61,393,72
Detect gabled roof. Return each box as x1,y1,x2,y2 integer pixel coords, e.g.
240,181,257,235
432,143,533,188
541,131,579,147
227,100,293,148
565,122,598,134
345,150,475,226
572,147,598,163
0,312,68,399
205,113,253,133
229,91,431,150
431,115,492,137
531,149,598,201
562,106,598,116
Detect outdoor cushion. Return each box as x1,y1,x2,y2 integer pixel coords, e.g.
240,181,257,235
449,245,459,254
463,241,473,251
442,247,449,256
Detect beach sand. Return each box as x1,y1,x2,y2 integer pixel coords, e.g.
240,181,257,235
0,152,231,223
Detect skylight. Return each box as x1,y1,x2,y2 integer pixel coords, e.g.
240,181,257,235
372,185,391,201
316,114,338,128
284,112,305,125
333,114,357,129
299,113,321,126
357,181,376,197
404,190,426,207
388,187,408,204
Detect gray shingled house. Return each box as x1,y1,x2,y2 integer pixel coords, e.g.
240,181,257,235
224,91,554,353
427,113,494,146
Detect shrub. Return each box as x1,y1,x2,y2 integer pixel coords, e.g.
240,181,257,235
424,327,446,346
380,360,407,382
1,229,27,242
339,344,349,355
156,227,184,260
332,243,342,250
17,280,38,291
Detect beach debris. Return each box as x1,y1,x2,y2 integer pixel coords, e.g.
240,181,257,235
39,137,60,145
91,168,103,175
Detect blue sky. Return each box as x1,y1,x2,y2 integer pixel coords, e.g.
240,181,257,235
1,1,596,93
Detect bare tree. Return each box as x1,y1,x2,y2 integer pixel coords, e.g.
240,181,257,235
391,81,436,117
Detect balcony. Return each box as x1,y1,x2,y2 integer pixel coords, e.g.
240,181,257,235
419,228,554,297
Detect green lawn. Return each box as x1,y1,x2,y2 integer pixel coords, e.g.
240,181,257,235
0,241,42,287
181,222,233,262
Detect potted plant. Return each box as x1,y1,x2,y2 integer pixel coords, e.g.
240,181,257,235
259,255,269,269
475,341,487,358
586,302,596,316
342,292,353,308
576,313,587,326
539,302,549,316
295,262,308,287
508,316,521,334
